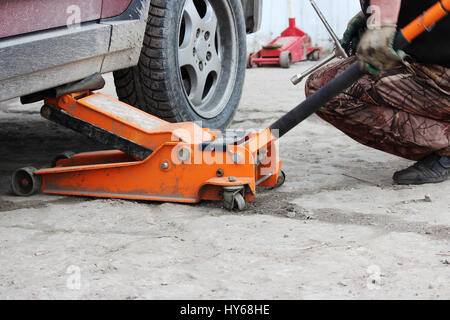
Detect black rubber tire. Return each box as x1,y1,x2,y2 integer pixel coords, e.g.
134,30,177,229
113,0,247,130
308,50,320,61
11,167,41,197
247,52,255,69
280,51,292,68
267,170,286,190
275,170,286,188
233,192,246,211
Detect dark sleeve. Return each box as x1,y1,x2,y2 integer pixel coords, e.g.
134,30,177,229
360,0,370,14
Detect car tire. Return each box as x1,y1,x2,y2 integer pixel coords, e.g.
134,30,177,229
113,0,247,130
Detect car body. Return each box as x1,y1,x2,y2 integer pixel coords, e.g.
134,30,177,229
0,0,261,110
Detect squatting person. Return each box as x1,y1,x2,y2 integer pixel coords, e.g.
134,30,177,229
306,0,450,185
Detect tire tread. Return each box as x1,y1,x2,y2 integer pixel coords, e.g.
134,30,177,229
113,0,246,129
114,0,177,122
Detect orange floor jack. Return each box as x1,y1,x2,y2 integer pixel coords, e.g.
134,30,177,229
11,0,449,210
13,80,284,210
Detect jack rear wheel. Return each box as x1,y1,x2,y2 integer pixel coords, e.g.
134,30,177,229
308,50,321,61
269,170,286,189
247,52,255,68
11,167,41,197
276,170,286,188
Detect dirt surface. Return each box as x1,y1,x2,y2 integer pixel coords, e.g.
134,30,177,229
0,63,449,300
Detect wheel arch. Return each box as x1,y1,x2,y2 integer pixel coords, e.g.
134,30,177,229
240,0,262,33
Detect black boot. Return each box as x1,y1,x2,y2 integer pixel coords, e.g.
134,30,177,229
393,154,450,185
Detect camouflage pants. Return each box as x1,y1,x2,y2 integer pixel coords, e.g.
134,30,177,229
305,56,450,160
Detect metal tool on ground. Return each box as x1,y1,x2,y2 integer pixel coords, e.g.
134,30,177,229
291,0,349,85
11,0,450,210
248,0,322,68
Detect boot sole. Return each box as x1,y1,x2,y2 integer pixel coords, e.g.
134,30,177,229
393,176,448,185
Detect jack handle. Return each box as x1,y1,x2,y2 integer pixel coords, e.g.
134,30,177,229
291,0,348,85
273,0,450,138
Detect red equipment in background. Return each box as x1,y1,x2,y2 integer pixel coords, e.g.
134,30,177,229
248,17,322,68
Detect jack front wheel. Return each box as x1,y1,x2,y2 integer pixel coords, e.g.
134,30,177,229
11,167,41,197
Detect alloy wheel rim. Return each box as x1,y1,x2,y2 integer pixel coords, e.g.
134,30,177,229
178,0,238,119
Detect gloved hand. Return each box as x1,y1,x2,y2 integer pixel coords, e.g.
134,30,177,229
356,24,401,74
341,11,367,56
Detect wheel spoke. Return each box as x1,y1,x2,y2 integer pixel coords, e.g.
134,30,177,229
178,45,196,68
183,0,203,29
190,71,208,105
176,0,236,116
205,49,221,74
203,2,218,35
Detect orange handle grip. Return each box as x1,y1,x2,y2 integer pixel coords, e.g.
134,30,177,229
401,0,450,42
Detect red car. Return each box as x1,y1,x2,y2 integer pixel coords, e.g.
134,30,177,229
0,0,261,129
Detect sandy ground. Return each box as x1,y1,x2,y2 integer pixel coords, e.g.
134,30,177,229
0,62,449,300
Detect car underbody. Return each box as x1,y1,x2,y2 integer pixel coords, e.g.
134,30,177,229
0,0,261,103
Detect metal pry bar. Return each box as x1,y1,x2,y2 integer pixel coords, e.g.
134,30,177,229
291,0,349,85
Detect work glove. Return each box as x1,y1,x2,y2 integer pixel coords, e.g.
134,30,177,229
356,24,401,74
341,11,367,56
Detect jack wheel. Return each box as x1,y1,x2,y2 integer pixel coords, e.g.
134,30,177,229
308,50,320,61
280,51,292,68
272,170,286,189
51,151,75,167
11,167,41,197
233,193,246,211
247,52,255,69
223,186,246,211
